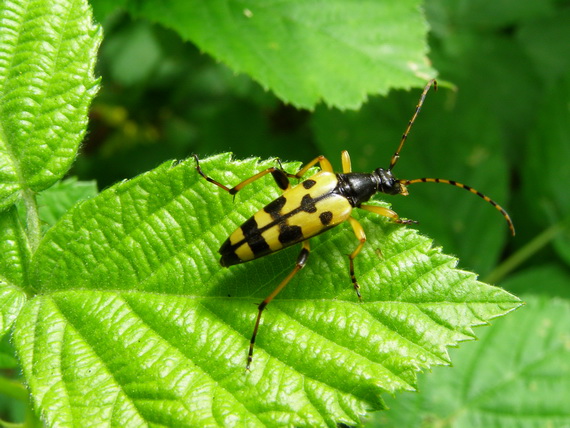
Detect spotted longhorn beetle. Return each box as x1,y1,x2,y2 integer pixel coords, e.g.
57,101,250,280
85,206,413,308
194,79,515,370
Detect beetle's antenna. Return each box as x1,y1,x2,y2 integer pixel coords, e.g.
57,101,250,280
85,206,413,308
400,177,515,236
388,79,437,171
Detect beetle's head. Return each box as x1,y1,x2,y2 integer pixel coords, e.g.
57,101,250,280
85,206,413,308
374,168,409,196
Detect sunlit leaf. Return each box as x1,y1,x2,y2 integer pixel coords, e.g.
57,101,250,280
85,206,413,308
373,295,569,428
118,0,435,109
0,0,101,210
16,154,521,426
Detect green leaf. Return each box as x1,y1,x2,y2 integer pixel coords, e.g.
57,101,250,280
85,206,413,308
0,207,29,336
523,76,570,264
426,0,554,33
0,336,18,370
118,0,435,109
517,7,570,85
102,20,162,86
15,177,98,235
371,295,570,427
36,177,98,229
502,264,570,299
15,154,521,426
0,0,101,211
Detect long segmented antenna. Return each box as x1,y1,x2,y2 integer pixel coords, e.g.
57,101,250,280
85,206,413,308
389,79,437,171
400,177,516,236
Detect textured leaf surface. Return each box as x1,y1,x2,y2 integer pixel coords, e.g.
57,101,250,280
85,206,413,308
373,295,570,427
15,155,521,426
0,207,29,337
0,0,101,210
120,0,435,109
35,177,98,229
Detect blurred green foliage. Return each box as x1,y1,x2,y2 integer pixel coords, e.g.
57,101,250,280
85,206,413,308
83,0,569,281
1,0,568,425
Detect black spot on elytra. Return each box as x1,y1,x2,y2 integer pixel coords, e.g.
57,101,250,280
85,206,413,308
302,179,316,189
264,196,287,218
241,217,270,255
241,217,260,236
249,236,271,255
278,224,303,244
219,242,241,267
300,194,317,213
319,211,333,225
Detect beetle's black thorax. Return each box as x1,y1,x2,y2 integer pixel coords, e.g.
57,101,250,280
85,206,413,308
335,169,402,207
335,173,377,207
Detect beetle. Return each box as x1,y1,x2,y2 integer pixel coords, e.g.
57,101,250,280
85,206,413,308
194,79,515,369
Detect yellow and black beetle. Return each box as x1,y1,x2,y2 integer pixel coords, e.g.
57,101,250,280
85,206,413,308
194,79,515,369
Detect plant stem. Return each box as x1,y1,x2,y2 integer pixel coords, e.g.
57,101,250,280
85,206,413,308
22,188,41,253
484,220,568,284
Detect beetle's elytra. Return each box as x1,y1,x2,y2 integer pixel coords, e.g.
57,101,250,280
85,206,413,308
194,79,515,370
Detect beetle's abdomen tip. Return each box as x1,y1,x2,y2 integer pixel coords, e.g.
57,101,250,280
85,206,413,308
219,248,241,267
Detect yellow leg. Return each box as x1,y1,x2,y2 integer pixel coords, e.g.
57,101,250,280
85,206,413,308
347,217,366,300
360,204,418,225
341,150,352,173
346,206,417,301
293,155,334,178
246,240,311,370
194,154,291,195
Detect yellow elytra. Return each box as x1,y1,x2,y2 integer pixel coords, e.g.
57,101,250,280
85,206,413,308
194,79,515,370
219,171,352,267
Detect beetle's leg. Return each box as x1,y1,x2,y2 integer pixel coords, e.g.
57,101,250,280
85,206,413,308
275,158,301,180
341,150,352,173
247,240,310,370
292,155,334,178
359,204,418,225
348,206,417,298
194,154,291,195
347,217,365,300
